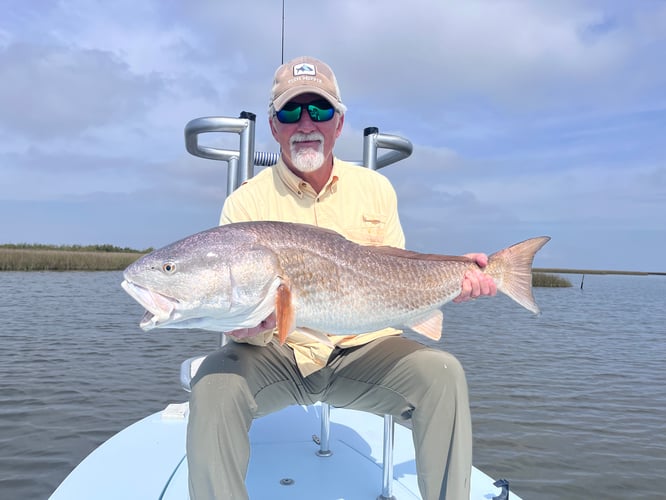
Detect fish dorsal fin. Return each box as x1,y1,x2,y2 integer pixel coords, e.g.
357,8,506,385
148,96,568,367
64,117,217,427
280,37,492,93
370,245,473,263
276,282,295,345
406,309,444,340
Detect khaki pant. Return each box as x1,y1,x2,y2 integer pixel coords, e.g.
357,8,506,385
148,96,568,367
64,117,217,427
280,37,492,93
187,336,471,500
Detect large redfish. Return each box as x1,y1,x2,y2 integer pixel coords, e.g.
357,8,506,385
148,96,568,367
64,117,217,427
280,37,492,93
121,221,550,343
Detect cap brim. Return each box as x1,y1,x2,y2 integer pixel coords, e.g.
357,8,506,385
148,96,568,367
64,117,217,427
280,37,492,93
273,87,345,113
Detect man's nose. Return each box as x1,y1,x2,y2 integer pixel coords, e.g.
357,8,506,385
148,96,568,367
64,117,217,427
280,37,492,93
296,111,317,132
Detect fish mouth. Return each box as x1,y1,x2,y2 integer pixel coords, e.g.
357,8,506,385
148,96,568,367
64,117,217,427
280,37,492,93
121,280,179,330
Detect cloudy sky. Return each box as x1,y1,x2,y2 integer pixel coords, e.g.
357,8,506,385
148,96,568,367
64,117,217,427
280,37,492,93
1,0,664,271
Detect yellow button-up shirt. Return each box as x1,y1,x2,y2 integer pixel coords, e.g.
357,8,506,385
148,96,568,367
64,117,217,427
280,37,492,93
220,157,405,377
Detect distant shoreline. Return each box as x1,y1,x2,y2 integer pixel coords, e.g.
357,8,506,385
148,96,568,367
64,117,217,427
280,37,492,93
0,248,143,272
533,268,666,277
1,247,663,277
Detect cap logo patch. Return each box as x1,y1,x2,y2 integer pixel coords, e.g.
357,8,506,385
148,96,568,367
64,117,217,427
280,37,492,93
293,63,316,76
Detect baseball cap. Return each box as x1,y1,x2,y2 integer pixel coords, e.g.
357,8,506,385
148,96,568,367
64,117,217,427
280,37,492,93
270,56,346,113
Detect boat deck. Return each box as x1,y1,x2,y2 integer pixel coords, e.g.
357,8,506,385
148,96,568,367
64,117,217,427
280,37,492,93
50,402,520,499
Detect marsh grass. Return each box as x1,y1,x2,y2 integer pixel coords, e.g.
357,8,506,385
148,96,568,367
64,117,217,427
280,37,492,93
532,272,572,288
4,247,575,286
0,248,144,271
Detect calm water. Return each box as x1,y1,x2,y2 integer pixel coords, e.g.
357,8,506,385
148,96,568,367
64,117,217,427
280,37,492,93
1,271,664,499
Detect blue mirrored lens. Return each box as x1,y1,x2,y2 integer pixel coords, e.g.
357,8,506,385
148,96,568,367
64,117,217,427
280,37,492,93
276,106,302,123
306,102,335,122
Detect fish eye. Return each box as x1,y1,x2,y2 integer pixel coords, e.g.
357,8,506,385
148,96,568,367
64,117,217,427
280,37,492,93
162,262,177,274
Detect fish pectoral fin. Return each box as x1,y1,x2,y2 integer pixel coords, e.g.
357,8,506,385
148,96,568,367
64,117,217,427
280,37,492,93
276,282,295,345
407,310,444,341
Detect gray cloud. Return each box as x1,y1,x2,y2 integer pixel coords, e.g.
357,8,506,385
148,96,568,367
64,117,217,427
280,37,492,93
0,42,164,139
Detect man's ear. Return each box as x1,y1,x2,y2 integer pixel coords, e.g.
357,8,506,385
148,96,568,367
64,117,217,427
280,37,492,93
269,116,279,140
335,113,345,138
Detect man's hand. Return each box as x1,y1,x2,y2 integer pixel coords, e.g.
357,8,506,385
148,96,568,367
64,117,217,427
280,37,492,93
453,253,497,303
225,312,277,339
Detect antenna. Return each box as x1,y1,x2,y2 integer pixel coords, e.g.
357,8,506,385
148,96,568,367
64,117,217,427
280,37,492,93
281,0,285,64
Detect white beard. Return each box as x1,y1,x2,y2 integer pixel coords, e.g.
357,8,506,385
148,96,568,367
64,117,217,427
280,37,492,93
289,132,325,173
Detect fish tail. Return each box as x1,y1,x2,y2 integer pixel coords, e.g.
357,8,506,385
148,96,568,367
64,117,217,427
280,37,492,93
487,236,551,314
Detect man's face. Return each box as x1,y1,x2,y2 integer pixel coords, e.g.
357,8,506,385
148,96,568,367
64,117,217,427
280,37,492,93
270,92,344,173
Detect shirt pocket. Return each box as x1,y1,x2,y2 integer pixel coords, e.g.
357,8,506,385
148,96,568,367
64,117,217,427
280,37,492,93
344,213,388,245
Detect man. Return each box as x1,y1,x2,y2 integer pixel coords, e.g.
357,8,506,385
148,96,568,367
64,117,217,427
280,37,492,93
187,56,496,500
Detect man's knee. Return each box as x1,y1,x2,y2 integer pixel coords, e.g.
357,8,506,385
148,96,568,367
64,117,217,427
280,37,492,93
190,372,258,417
191,345,252,387
405,349,467,390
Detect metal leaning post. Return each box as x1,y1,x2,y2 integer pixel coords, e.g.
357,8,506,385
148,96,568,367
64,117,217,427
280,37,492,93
183,112,413,500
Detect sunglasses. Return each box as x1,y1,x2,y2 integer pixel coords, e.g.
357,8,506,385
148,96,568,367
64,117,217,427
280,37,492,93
276,99,335,124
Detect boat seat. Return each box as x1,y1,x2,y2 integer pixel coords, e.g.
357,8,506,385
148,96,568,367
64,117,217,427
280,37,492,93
180,355,397,499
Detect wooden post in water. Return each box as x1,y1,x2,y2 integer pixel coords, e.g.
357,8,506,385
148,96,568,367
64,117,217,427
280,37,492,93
581,274,585,290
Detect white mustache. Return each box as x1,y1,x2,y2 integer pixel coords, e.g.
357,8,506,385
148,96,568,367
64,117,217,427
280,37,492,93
289,132,324,148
